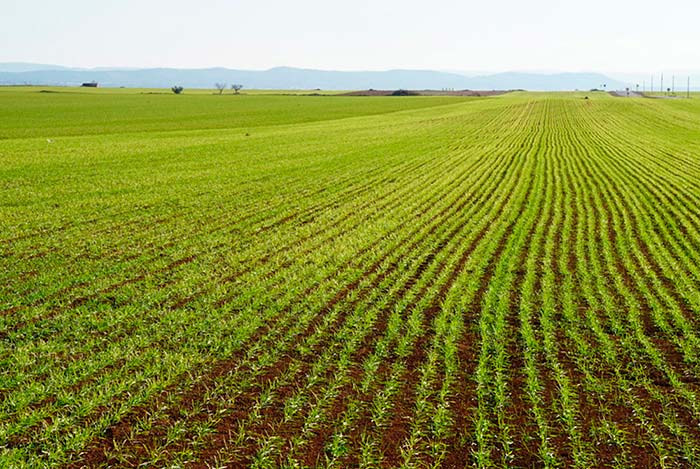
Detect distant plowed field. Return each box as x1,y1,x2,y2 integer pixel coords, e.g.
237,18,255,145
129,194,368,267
2,88,700,467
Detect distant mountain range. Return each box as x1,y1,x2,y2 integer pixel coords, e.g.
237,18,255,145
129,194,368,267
0,63,631,91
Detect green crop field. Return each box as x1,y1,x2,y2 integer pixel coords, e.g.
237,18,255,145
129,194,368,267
2,87,700,468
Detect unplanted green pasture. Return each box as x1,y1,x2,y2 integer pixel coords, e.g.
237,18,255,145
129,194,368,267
2,88,700,468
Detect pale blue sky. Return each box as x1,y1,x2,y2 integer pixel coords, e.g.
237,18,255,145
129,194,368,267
2,0,699,74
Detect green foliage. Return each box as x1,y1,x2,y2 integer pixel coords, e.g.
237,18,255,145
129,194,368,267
2,89,700,467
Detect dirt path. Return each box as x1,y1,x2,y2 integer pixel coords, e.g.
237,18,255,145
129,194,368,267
609,90,644,98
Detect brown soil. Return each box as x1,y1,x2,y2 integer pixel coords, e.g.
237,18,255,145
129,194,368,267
66,158,470,467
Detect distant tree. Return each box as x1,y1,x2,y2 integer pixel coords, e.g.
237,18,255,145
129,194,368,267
215,83,227,95
171,85,184,94
231,84,243,94
391,89,419,96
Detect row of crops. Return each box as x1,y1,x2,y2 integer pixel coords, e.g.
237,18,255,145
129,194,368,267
2,90,700,467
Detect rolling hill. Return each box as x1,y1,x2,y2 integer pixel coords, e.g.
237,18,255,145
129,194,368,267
0,64,628,90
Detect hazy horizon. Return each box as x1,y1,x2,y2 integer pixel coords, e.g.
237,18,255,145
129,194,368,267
3,0,700,76
2,62,697,87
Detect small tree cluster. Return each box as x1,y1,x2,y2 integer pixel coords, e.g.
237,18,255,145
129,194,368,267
171,85,184,94
213,83,244,94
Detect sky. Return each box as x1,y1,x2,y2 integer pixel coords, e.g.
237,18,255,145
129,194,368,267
2,0,700,75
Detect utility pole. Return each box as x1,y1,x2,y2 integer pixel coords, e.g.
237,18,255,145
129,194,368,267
643,80,646,93
661,73,664,95
672,75,675,95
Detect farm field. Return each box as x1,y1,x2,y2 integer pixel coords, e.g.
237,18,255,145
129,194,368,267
2,88,700,468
